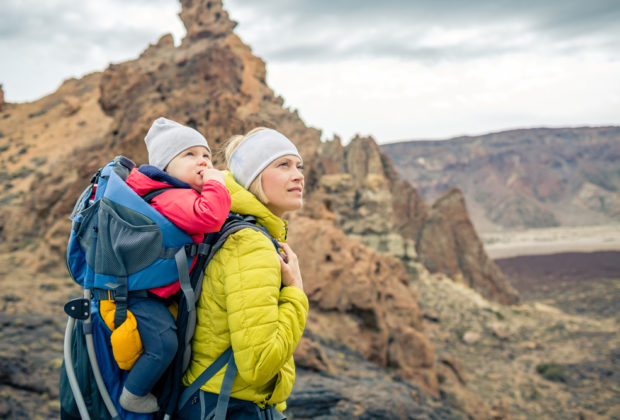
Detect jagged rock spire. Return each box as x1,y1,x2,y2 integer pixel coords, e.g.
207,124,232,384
179,0,237,42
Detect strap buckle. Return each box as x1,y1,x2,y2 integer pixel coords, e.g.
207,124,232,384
197,243,211,256
185,243,199,257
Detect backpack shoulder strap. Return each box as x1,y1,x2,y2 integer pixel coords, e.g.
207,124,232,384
180,213,269,313
191,212,277,280
142,187,173,203
177,347,234,412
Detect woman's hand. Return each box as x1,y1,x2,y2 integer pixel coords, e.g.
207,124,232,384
278,242,304,291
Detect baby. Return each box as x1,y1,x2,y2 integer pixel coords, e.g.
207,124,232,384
120,117,231,413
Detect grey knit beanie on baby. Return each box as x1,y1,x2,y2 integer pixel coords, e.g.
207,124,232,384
144,117,211,170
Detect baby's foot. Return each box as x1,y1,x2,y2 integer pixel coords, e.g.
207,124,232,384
119,387,159,413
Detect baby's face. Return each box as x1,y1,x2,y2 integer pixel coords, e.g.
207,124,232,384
165,146,212,191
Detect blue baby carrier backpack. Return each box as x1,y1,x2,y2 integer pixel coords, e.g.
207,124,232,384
60,156,276,420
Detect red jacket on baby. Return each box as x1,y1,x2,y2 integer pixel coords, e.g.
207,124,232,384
126,166,231,298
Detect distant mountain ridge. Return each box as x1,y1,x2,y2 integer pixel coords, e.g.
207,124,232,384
381,126,620,232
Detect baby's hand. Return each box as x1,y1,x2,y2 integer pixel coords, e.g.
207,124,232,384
201,168,225,186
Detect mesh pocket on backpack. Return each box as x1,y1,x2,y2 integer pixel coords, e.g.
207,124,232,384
73,200,100,271
95,199,163,276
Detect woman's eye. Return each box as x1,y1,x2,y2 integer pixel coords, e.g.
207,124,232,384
297,165,304,171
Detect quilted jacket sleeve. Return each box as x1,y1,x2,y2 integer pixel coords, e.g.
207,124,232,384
151,181,231,236
223,229,309,386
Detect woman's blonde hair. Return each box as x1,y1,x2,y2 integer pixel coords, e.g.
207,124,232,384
224,127,270,204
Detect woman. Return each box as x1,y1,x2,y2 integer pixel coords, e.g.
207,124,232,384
179,127,309,419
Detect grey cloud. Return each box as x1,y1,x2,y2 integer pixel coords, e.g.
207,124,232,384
532,2,620,39
228,0,620,27
0,1,170,66
0,4,59,39
226,0,620,62
245,23,543,64
263,32,517,63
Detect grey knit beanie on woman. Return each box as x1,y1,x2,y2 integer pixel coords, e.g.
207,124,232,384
144,117,211,170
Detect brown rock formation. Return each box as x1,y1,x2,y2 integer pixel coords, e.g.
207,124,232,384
0,1,512,417
417,188,520,305
307,135,518,304
293,336,331,373
179,0,237,41
289,215,439,396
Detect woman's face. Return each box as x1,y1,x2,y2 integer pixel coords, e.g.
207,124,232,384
261,154,304,217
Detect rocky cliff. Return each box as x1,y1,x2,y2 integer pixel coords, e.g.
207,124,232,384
305,135,519,304
0,0,520,418
382,127,620,232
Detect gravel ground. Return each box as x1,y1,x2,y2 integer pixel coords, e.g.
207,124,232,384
412,251,619,420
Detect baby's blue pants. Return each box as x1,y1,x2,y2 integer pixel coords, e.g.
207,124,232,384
123,296,178,396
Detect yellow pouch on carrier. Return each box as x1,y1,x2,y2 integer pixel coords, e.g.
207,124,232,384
99,300,143,371
99,300,179,371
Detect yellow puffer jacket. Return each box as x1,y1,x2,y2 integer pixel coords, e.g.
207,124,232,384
182,171,309,411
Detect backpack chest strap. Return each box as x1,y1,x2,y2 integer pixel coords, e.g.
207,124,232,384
92,289,149,301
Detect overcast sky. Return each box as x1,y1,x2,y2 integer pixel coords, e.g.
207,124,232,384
1,0,619,143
